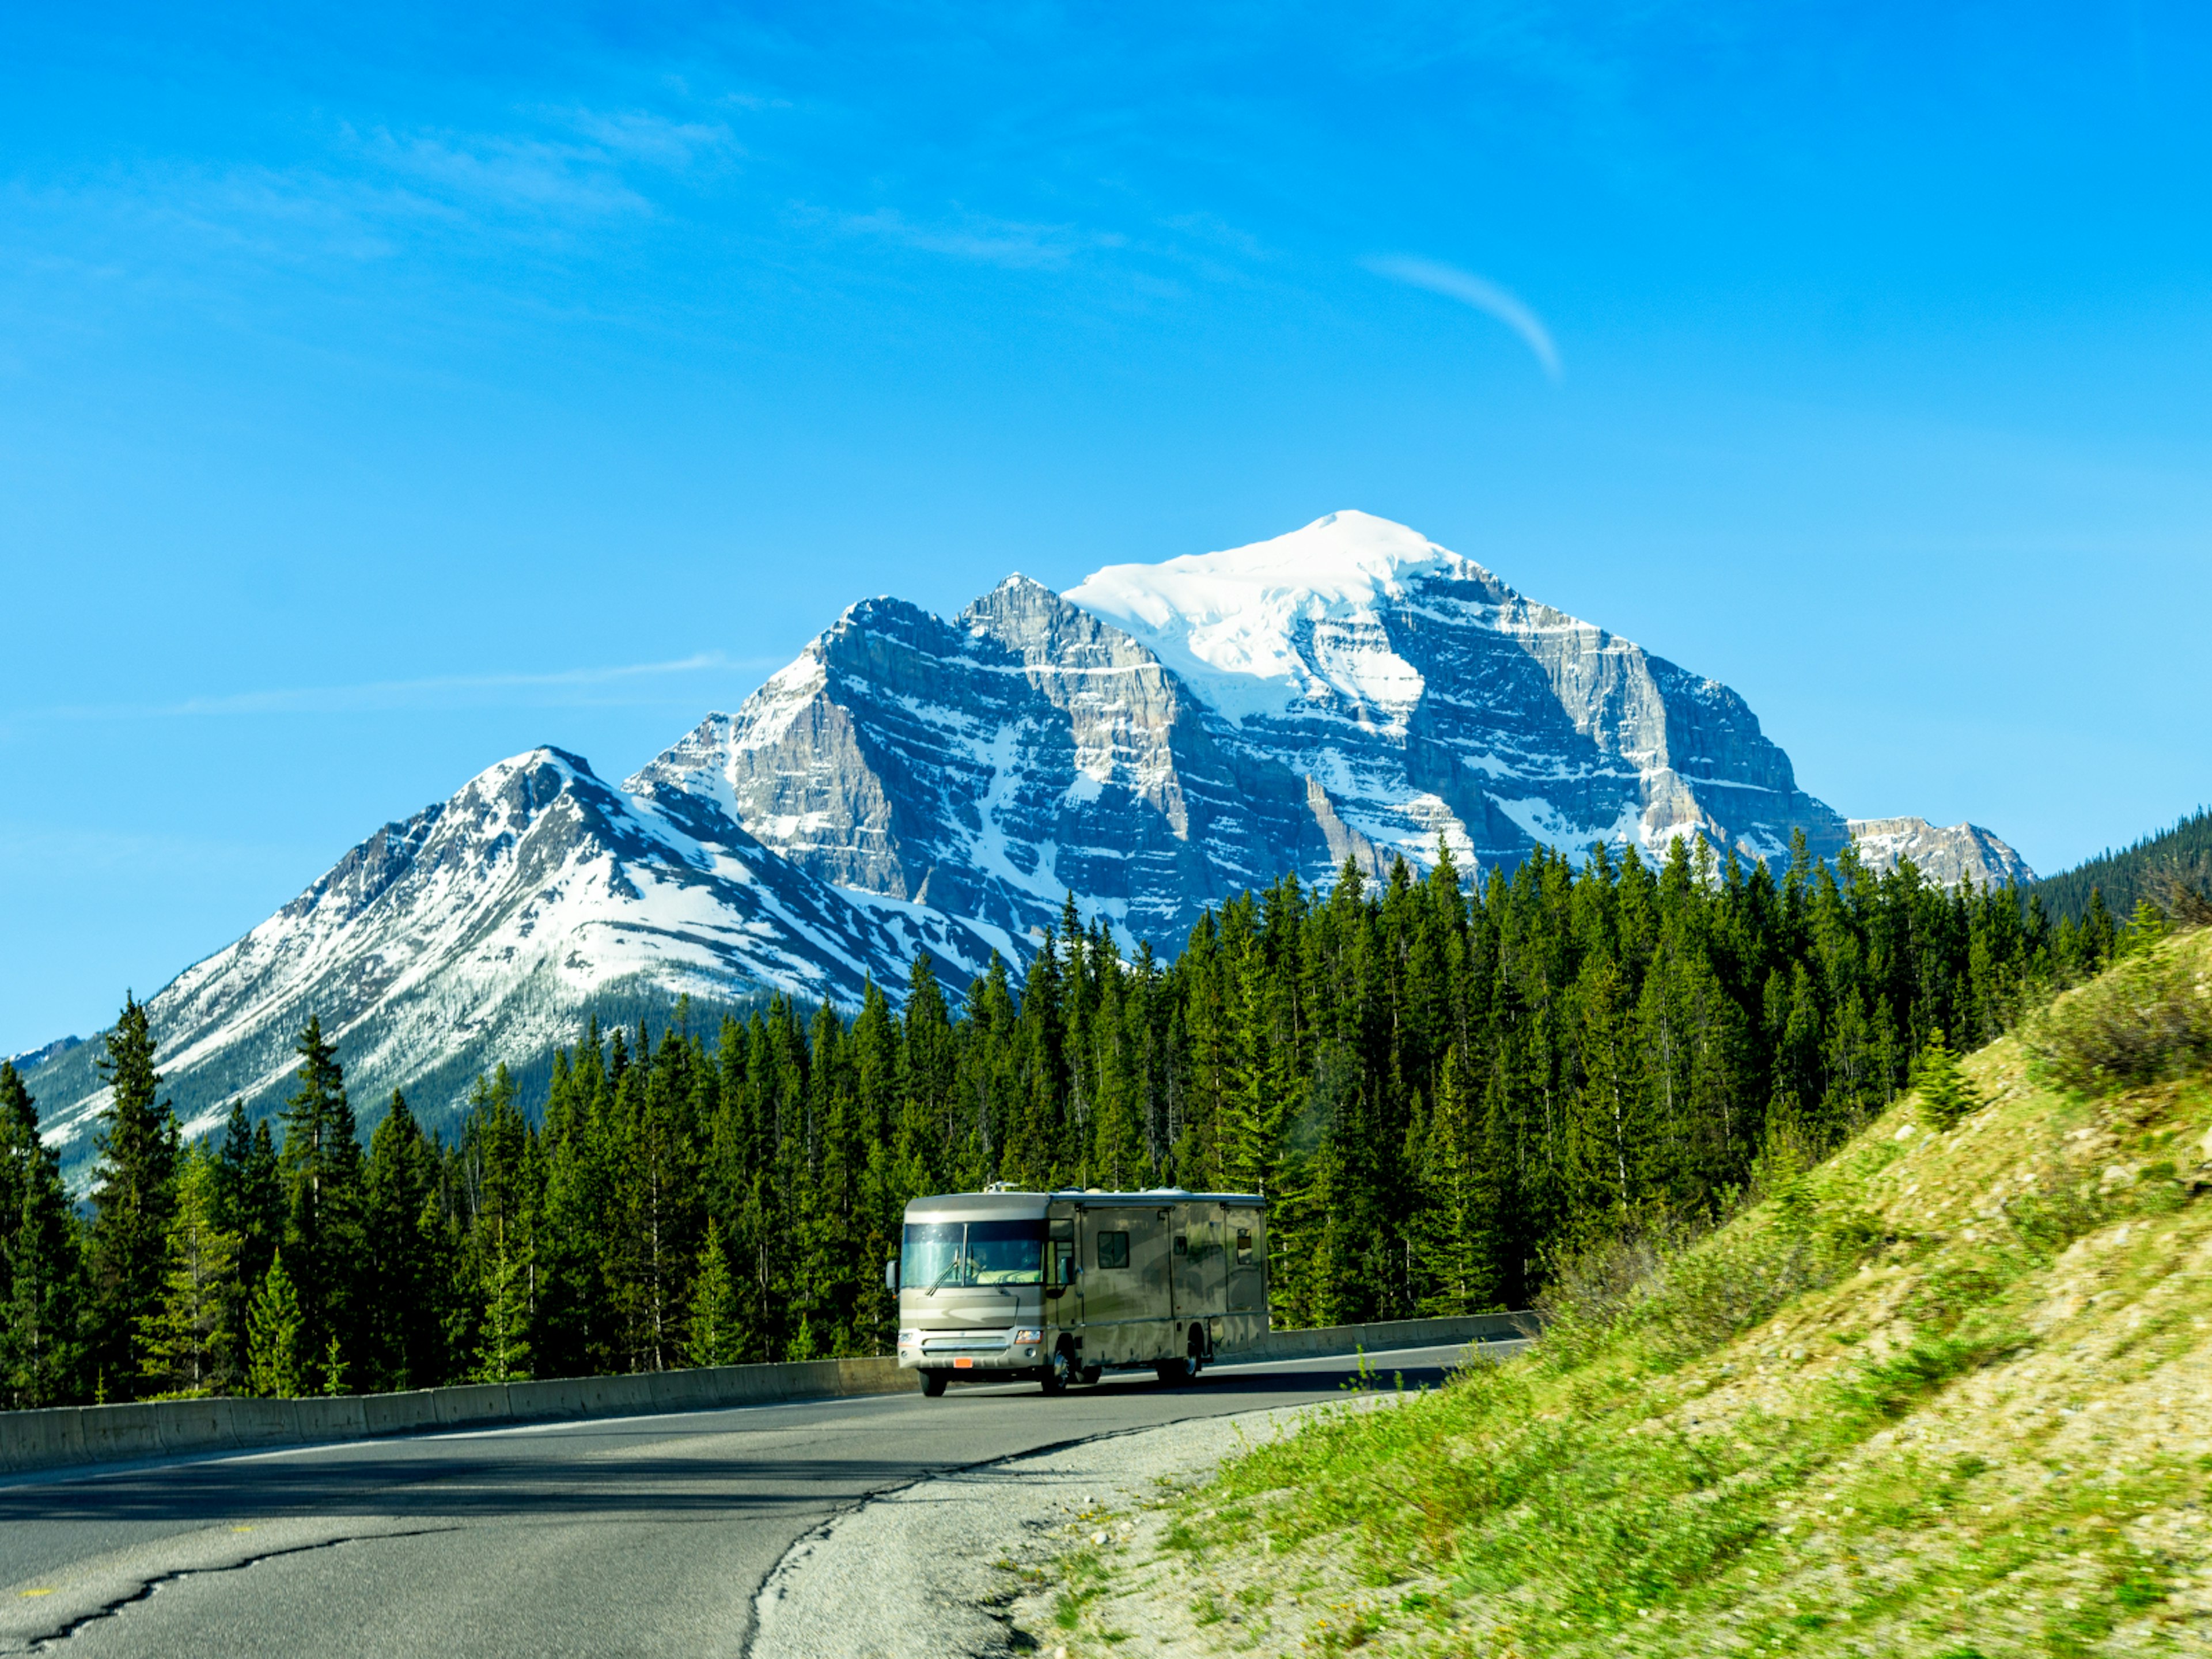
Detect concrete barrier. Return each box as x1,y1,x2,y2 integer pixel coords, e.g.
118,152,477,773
0,1313,1529,1481
221,1395,295,1449
358,1389,440,1439
1,1407,82,1471
1248,1312,1529,1364
77,1402,161,1465
431,1382,510,1427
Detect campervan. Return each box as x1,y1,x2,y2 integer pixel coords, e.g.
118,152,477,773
887,1188,1269,1395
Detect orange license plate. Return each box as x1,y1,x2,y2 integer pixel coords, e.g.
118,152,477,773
953,1357,974,1369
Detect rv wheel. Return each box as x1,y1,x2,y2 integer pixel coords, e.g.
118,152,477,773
920,1370,948,1397
1156,1331,1205,1387
1041,1339,1076,1395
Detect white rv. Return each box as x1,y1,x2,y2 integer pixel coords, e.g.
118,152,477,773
888,1188,1270,1395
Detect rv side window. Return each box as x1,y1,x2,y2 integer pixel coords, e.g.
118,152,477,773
1096,1231,1130,1270
1235,1228,1253,1266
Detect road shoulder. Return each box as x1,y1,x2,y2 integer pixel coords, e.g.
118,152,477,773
748,1393,1338,1659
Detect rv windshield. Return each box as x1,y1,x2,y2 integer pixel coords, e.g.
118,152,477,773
902,1219,1047,1290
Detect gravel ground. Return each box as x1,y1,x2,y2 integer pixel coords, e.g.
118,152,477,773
749,1399,1338,1659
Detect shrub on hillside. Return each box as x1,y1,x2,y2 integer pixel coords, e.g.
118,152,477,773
2023,945,2212,1096
1910,1031,1984,1131
1531,1172,1883,1372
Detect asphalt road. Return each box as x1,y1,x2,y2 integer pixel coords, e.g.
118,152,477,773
0,1341,1503,1658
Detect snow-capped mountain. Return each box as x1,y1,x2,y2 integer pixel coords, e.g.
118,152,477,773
28,748,997,1163
652,510,1870,955
628,574,1369,952
21,510,2033,1167
1847,817,2035,891
1069,511,1853,874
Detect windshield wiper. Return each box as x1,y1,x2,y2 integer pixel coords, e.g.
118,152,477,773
925,1253,964,1297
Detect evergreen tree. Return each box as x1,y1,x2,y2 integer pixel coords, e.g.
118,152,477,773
472,1237,532,1384
278,1017,363,1378
214,1100,283,1296
87,994,179,1399
138,1148,240,1397
2120,897,2169,958
1911,1029,1984,1132
684,1218,744,1369
362,1091,442,1390
1411,1049,1498,1315
0,1062,84,1407
246,1251,308,1397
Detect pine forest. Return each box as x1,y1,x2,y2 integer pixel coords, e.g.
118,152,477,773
0,834,2138,1406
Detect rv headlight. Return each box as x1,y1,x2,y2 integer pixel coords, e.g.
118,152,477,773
898,1331,919,1347
1013,1328,1043,1344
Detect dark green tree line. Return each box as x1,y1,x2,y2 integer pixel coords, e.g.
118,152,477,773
17,836,2121,1403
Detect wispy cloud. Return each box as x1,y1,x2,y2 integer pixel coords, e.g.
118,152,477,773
835,206,1127,270
16,654,771,725
359,129,655,218
561,109,740,169
13,100,749,281
1363,255,1562,381
355,106,741,219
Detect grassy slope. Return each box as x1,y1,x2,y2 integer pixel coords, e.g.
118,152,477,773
1045,934,2212,1658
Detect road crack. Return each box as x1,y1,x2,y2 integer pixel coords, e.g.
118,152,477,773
24,1527,463,1651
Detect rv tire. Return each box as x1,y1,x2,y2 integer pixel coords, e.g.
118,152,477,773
1156,1328,1206,1387
1041,1339,1076,1395
919,1370,948,1397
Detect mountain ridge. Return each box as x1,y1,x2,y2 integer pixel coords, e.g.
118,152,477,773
20,511,2035,1170
24,745,999,1172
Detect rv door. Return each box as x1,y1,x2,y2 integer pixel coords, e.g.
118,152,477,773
1048,1214,1078,1322
1226,1207,1265,1315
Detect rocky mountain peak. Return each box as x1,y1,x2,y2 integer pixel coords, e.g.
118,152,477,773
1848,817,2036,890
18,511,2035,1174
1066,511,1497,725
1066,512,1842,875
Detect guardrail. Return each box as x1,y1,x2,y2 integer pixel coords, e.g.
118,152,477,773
0,1313,1529,1479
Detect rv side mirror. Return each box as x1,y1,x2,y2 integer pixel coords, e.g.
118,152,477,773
884,1258,900,1294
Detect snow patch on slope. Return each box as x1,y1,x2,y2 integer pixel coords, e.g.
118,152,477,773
1066,510,1471,724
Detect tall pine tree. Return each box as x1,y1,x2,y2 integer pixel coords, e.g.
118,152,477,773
279,1017,363,1381
88,995,179,1399
0,1062,84,1407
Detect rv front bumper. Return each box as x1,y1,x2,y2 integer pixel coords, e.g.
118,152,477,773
897,1328,1047,1372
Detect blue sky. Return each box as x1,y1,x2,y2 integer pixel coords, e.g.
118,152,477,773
5,3,2210,1053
